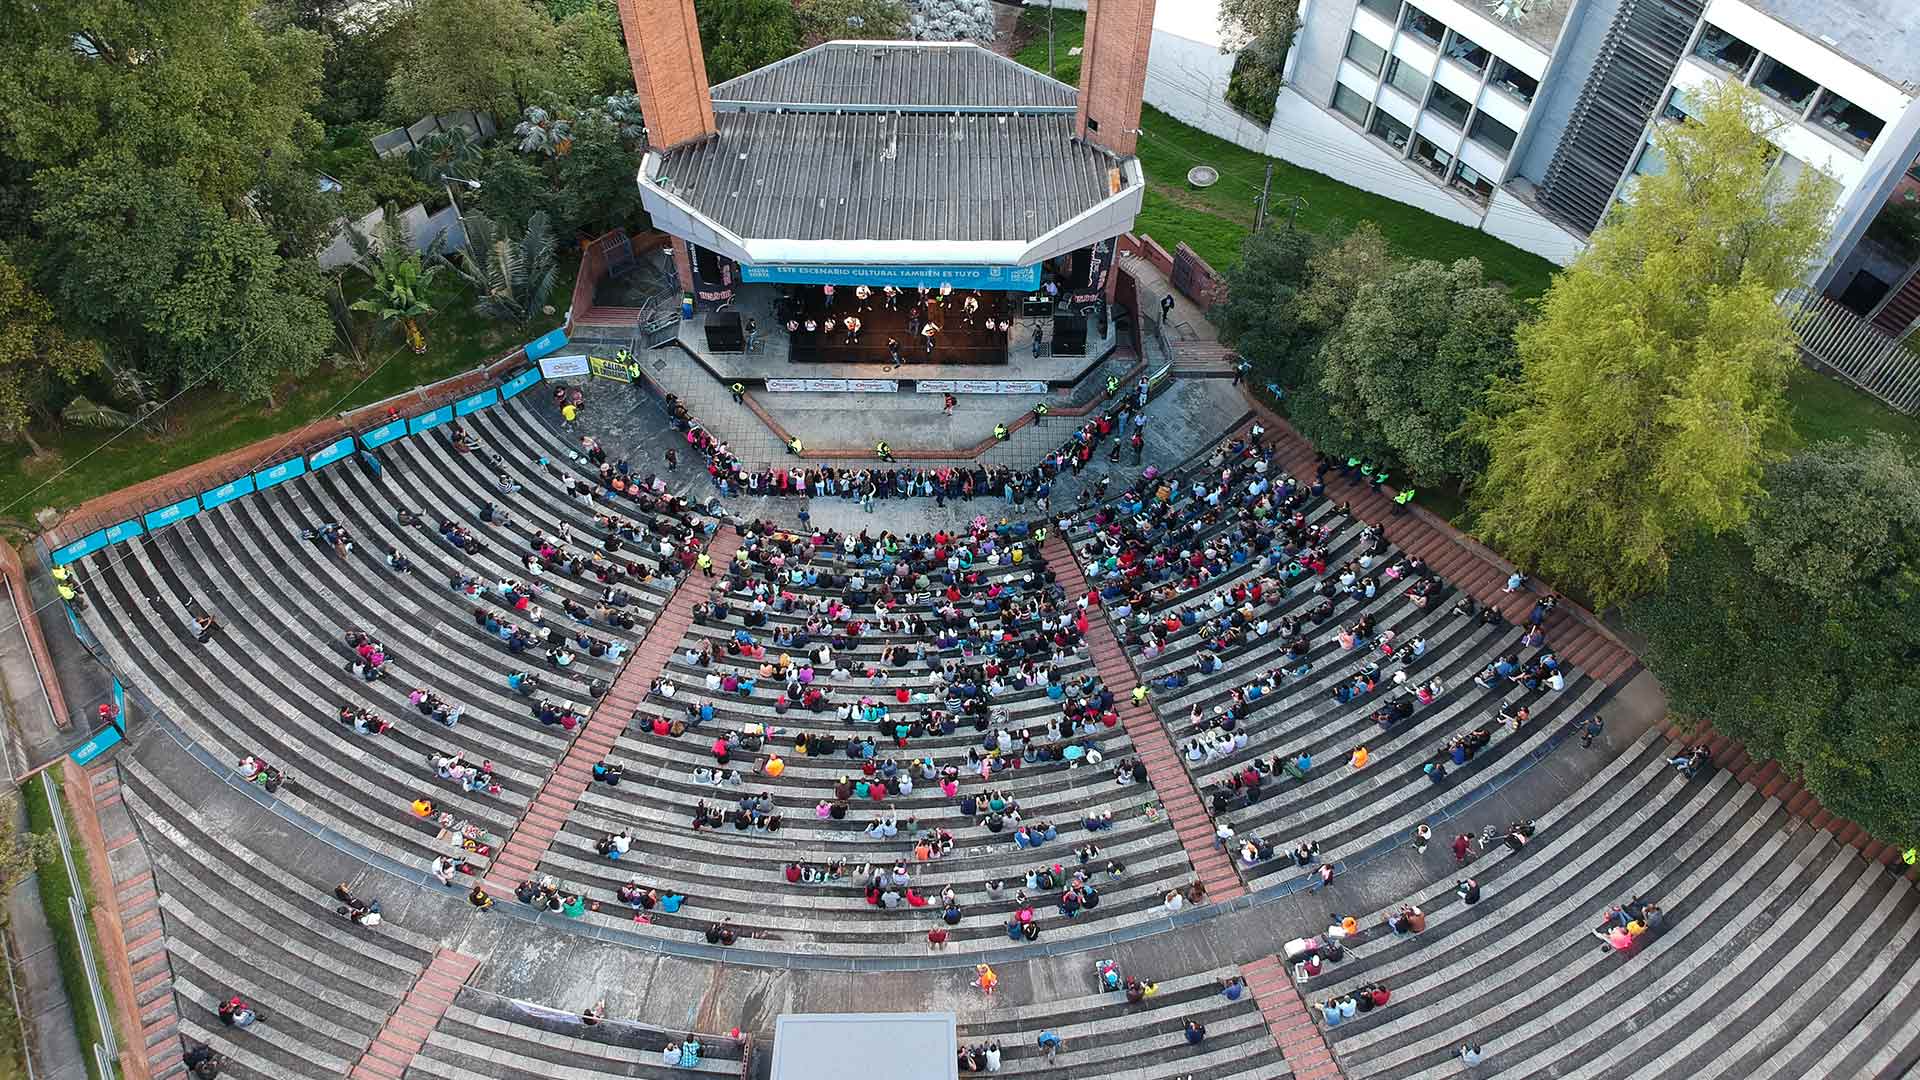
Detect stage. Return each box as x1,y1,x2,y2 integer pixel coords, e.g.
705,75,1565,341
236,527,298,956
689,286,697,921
672,284,1118,388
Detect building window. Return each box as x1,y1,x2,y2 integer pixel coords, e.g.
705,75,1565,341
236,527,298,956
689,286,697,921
1632,142,1667,177
1752,56,1817,113
1411,136,1453,179
1443,32,1489,73
1487,59,1537,105
1661,86,1697,123
1427,83,1472,129
1357,0,1401,21
1469,112,1516,157
1369,110,1413,152
1401,6,1444,47
1452,162,1494,203
1385,56,1429,103
1691,24,1757,77
1331,83,1372,125
1809,90,1884,151
1344,32,1387,76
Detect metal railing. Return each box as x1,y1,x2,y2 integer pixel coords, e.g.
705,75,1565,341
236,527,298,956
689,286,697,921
40,776,119,1078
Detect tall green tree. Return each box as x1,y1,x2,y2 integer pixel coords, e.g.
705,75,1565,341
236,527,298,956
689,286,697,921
348,215,443,354
0,254,105,454
0,0,324,209
1468,80,1833,609
473,149,554,232
796,0,908,43
390,0,556,119
557,4,636,101
1211,226,1320,387
699,0,803,84
1630,438,1920,846
35,158,334,402
1315,258,1521,485
549,117,650,237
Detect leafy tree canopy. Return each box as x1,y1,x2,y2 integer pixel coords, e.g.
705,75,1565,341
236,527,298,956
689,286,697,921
699,0,804,85
1211,226,1319,387
34,158,333,401
1316,257,1521,485
0,253,105,447
390,0,557,119
0,0,324,208
1468,81,1833,609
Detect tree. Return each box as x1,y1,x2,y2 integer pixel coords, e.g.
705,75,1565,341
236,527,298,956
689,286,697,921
408,128,483,188
34,157,334,402
1217,0,1298,51
1297,221,1395,331
1210,226,1320,388
1629,440,1920,847
348,214,443,353
1744,434,1920,606
514,106,577,158
390,0,556,119
443,211,560,327
1315,258,1521,485
1467,81,1833,609
0,255,105,454
796,0,908,44
549,117,650,236
699,0,803,84
0,0,324,209
473,148,553,232
556,4,636,102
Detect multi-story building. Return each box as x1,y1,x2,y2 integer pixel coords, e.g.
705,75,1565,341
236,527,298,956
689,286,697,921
1147,0,1920,313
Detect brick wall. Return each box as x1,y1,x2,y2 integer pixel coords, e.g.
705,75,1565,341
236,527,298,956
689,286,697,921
1076,0,1157,156
617,0,716,149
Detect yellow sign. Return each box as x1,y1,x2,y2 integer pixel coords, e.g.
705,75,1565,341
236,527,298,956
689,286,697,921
588,356,637,383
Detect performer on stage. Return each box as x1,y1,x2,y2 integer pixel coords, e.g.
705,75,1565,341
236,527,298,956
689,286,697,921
855,284,871,307
922,322,939,356
887,338,902,365
804,318,818,333
785,319,799,333
883,285,900,310
823,317,836,333
843,316,862,344
962,294,980,322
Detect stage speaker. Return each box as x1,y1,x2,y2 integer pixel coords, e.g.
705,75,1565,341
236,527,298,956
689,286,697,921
1052,315,1087,357
704,311,745,353
1023,295,1056,318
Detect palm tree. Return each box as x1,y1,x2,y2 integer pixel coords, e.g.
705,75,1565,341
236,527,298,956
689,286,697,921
439,211,558,329
407,127,481,186
347,214,442,353
513,106,575,158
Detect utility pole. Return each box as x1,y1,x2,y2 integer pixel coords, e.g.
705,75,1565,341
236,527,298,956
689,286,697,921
1048,0,1056,77
1254,163,1274,233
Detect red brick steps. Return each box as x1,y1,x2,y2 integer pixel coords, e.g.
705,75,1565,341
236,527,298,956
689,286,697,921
347,948,481,1080
1242,954,1345,1080
484,530,742,895
1042,534,1247,901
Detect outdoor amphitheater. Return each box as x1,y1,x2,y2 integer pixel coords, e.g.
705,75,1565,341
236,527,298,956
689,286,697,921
6,0,1920,1075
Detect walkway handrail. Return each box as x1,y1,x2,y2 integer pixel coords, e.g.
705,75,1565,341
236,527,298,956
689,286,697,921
40,774,119,1074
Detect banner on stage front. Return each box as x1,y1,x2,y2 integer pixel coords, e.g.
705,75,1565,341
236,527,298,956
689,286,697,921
764,378,900,393
538,353,591,379
918,380,1049,395
739,262,1042,291
588,356,636,383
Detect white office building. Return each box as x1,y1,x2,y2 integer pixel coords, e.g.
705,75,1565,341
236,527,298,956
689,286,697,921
1146,0,1920,327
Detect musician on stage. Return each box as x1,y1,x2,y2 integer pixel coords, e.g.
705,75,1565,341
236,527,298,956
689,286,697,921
843,316,862,344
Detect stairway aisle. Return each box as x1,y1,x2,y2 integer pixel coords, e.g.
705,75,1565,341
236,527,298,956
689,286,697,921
1042,534,1245,901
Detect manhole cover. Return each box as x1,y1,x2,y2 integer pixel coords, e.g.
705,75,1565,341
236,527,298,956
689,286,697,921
1187,165,1219,188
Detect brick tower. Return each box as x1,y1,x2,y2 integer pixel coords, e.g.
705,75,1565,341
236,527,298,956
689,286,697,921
1076,0,1158,157
616,0,717,289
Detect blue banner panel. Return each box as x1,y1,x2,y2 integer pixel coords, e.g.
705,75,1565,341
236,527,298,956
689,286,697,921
455,388,499,416
253,456,307,491
361,418,407,448
200,476,255,510
501,367,542,399
102,518,144,545
408,405,454,435
308,436,356,471
69,722,124,766
143,496,200,532
524,326,570,361
738,262,1043,291
50,531,112,566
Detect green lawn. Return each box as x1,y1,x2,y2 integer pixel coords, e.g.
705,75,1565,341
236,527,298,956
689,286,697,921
1784,365,1920,447
1013,11,1558,296
0,259,576,524
22,774,116,1080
